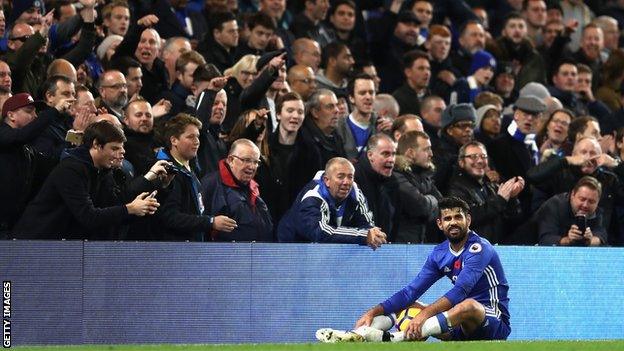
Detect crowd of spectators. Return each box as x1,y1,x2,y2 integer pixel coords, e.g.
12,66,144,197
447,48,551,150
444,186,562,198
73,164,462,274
2,0,624,247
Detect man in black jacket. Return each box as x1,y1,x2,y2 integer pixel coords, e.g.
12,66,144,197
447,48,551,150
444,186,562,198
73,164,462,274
14,121,160,240
0,93,65,236
354,133,399,241
393,131,441,243
489,95,546,219
122,99,158,176
300,88,347,167
198,11,239,74
526,136,624,245
536,176,606,246
448,141,524,244
432,103,476,194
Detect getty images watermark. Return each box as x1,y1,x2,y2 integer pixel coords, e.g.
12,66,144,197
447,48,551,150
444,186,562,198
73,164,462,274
3,281,9,348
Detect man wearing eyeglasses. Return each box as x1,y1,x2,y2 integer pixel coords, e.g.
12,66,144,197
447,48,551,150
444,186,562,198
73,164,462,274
432,103,476,195
201,139,274,242
448,141,524,244
96,70,128,120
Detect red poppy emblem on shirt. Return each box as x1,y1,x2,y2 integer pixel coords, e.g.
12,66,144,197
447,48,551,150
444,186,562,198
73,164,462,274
454,260,461,270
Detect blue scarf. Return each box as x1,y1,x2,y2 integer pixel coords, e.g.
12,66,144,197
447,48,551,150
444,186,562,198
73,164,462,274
508,121,539,165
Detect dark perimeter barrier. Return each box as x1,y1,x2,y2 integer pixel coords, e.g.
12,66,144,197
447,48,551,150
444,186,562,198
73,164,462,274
1,241,623,345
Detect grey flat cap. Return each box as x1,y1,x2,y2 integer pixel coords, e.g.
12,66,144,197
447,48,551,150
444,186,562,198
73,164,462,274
514,95,547,113
519,82,550,99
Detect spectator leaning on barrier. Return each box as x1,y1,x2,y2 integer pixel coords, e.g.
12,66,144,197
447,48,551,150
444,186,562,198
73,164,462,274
537,176,606,246
277,157,386,249
201,138,273,242
14,121,160,240
153,113,235,241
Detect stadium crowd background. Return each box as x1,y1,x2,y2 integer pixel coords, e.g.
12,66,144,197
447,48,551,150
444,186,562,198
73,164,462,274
1,0,624,247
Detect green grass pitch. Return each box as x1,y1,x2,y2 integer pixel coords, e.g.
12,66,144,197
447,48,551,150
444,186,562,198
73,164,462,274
11,341,624,351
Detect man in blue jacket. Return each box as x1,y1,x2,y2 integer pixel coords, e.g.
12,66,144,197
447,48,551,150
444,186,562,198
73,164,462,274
277,157,387,249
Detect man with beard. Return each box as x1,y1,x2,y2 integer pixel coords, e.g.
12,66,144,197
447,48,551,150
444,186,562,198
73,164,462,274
451,20,486,78
537,176,606,246
96,70,128,120
318,197,511,343
448,141,524,244
122,99,158,176
393,131,442,244
526,136,624,245
315,42,354,95
277,157,386,248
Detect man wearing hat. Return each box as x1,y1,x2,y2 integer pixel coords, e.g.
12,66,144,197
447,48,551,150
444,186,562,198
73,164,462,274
432,103,477,194
449,50,496,104
0,92,68,237
492,61,518,109
489,95,546,219
9,0,44,26
370,10,422,93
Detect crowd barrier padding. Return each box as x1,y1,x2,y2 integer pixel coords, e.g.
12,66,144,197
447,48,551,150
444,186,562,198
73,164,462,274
1,241,623,345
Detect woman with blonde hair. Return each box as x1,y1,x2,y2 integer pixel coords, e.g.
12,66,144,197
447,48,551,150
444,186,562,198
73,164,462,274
222,55,260,133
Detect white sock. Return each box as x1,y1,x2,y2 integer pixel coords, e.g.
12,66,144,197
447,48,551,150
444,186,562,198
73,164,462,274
389,331,405,342
370,315,393,330
421,312,451,337
421,316,442,337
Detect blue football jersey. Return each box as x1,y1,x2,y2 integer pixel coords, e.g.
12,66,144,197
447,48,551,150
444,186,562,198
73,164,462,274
381,231,510,323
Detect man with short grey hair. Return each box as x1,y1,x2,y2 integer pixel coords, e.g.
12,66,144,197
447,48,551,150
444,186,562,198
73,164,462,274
278,157,386,249
301,88,347,166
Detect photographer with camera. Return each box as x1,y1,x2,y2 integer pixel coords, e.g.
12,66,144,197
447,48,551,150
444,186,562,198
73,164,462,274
14,121,160,240
536,176,606,246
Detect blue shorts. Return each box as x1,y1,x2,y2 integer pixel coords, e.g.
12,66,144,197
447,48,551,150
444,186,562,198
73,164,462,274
449,314,511,341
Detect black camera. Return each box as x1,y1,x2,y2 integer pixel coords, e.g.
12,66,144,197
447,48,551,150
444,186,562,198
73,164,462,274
164,164,180,174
